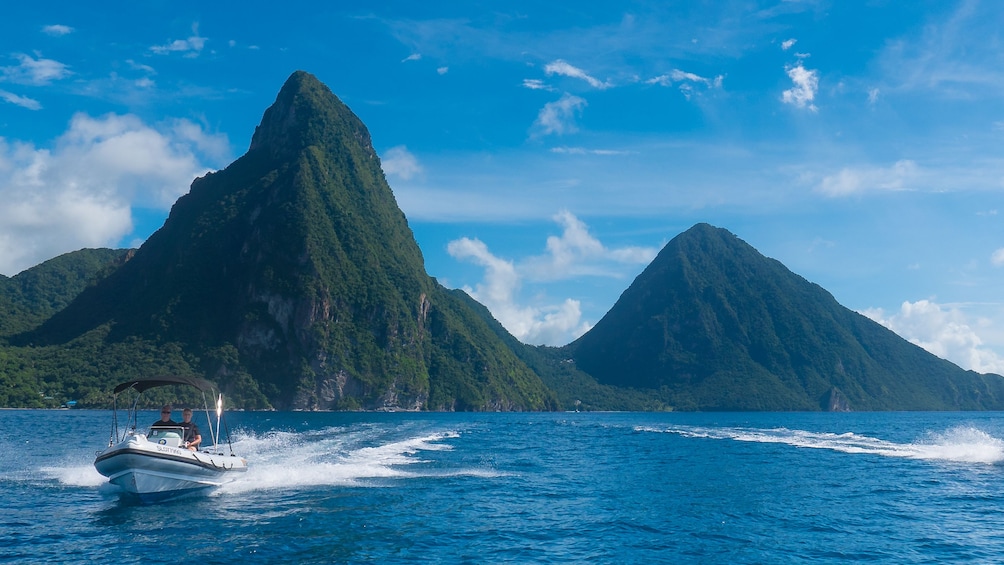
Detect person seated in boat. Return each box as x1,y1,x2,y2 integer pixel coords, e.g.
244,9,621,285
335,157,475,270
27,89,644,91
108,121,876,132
179,407,202,451
151,405,178,429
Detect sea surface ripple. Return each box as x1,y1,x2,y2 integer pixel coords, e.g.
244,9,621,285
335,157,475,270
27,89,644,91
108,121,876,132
4,410,1004,563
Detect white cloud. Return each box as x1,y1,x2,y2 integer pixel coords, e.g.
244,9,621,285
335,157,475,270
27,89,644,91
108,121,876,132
522,210,658,280
992,248,1004,266
0,90,41,110
447,236,590,345
381,146,422,180
437,67,448,75
817,160,919,197
862,300,1004,374
533,93,587,137
126,59,156,75
446,211,657,345
0,113,228,275
42,25,74,36
781,62,818,111
874,2,1004,98
150,23,207,57
523,79,555,91
1,53,71,85
544,60,612,89
782,38,797,50
402,53,421,62
647,69,723,99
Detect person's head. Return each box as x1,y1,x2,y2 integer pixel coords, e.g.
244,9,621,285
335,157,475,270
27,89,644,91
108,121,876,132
159,405,172,421
182,408,193,422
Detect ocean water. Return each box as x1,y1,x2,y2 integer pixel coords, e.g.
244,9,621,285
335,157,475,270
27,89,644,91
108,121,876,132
4,410,1004,563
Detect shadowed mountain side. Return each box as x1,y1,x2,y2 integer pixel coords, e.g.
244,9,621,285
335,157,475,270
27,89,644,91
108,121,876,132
0,248,132,338
565,223,1004,411
446,288,659,411
13,71,552,411
4,74,1001,413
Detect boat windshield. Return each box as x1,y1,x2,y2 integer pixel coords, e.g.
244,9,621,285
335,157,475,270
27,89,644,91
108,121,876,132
149,427,183,438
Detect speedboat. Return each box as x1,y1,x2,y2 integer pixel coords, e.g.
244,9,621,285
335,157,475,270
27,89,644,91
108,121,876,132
94,375,248,501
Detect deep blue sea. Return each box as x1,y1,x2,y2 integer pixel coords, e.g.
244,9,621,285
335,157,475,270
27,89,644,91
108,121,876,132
4,410,1004,563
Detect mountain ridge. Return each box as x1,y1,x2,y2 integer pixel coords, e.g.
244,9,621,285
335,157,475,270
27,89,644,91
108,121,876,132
9,71,554,411
566,223,1004,410
2,72,1000,412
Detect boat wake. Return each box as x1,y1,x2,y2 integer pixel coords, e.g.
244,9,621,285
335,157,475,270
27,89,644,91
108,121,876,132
36,423,497,495
215,425,496,495
637,424,1004,465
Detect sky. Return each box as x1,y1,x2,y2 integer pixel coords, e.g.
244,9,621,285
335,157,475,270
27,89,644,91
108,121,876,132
2,1,1004,374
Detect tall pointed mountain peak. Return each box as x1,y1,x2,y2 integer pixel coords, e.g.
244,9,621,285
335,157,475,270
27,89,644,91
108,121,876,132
14,71,553,412
248,70,374,161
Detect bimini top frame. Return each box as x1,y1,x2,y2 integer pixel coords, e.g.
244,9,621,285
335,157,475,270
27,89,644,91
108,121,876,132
109,375,236,456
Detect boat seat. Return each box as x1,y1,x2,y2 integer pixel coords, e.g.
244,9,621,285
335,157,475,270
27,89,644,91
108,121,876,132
148,428,183,448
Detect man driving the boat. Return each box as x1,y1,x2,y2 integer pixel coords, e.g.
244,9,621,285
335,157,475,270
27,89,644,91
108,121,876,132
151,405,178,428
179,407,202,451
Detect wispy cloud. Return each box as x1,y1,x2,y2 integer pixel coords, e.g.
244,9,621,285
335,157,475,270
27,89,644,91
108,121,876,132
647,69,723,99
0,90,42,110
992,248,1004,267
533,93,587,136
402,53,422,62
544,59,612,89
42,24,74,36
150,23,207,57
126,59,156,75
862,300,1004,374
781,62,818,111
523,79,555,91
1,53,71,85
381,146,422,180
782,38,797,50
817,160,919,197
875,1,1004,98
522,210,658,280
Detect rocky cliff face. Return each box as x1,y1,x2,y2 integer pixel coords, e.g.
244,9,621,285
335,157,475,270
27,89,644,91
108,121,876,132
20,71,554,411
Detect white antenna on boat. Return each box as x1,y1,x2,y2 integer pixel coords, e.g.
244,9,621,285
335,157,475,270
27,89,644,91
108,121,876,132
215,393,224,448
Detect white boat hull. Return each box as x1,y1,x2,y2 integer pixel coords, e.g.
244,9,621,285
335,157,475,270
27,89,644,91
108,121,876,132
95,434,247,500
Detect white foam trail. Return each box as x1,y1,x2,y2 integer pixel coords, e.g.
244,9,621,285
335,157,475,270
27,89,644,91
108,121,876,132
41,465,107,487
39,425,487,494
638,424,1004,465
218,428,469,495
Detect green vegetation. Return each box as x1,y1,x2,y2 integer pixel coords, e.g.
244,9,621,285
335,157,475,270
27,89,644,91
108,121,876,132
1,71,552,411
2,74,1000,412
565,223,1004,411
0,248,131,337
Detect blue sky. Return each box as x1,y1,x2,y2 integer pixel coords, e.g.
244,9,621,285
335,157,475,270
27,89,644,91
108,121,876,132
2,1,1004,373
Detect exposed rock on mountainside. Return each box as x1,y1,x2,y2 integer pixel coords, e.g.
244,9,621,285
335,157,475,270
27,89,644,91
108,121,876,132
3,74,1001,413
15,71,554,411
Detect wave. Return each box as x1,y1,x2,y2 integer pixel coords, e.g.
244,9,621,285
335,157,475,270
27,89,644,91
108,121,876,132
218,426,501,495
37,424,500,494
637,424,1004,465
